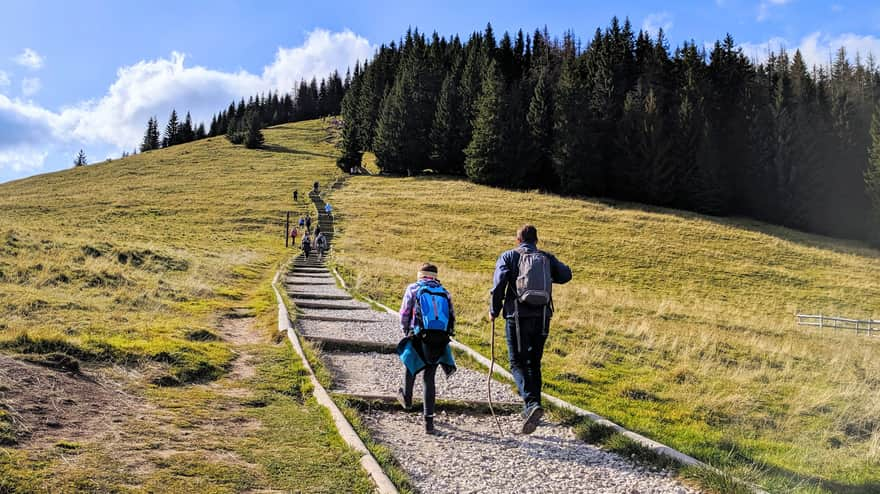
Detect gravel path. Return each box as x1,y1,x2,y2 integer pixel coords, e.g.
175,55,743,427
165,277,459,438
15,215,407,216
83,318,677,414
298,319,400,344
323,352,521,404
284,204,702,493
363,411,698,494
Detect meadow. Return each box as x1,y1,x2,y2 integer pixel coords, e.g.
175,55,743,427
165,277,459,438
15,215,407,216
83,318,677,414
0,121,372,491
330,172,880,493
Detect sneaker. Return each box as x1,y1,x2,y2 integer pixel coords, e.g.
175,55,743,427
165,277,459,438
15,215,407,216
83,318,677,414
395,387,411,411
521,404,544,435
425,416,436,435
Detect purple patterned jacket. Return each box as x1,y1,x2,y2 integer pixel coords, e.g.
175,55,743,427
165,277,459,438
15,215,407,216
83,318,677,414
399,278,456,336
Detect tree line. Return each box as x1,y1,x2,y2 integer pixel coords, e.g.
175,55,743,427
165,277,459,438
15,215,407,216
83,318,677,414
140,70,349,151
339,21,880,243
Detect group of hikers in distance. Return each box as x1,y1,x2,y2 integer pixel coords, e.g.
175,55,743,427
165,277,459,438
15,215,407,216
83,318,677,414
289,182,332,260
396,224,571,435
289,181,571,435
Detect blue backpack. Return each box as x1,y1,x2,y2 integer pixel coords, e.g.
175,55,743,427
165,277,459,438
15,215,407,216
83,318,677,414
414,282,451,334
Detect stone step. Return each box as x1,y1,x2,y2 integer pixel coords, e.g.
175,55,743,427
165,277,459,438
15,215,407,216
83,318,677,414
294,300,365,310
293,268,330,274
288,293,351,300
298,314,380,323
304,335,396,354
290,273,332,279
331,392,521,413
284,281,336,286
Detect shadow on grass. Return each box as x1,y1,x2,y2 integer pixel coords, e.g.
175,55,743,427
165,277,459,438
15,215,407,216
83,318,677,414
372,172,880,260
261,144,336,159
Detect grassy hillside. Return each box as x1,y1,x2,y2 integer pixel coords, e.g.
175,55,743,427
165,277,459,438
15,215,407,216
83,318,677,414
330,173,880,493
0,121,372,491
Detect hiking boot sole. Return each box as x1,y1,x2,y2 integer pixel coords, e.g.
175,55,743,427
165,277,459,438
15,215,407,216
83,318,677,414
521,406,544,435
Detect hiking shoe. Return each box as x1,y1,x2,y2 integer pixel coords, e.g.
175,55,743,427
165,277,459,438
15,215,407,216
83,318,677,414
521,404,544,435
396,387,411,411
425,416,436,435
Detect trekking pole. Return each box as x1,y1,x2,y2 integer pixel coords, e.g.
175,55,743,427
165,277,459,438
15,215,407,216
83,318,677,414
488,318,504,437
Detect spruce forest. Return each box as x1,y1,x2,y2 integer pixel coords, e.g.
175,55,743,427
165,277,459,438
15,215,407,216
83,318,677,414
339,20,880,243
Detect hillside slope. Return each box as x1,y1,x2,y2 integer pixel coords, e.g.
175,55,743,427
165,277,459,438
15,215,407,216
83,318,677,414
330,174,880,493
0,121,371,491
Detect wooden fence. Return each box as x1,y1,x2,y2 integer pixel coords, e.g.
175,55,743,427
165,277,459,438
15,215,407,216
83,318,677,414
796,314,880,335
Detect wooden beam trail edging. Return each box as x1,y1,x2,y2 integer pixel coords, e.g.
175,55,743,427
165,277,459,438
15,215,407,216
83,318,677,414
330,266,770,494
271,269,398,494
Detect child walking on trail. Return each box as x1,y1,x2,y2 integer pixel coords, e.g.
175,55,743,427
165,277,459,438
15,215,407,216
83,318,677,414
289,226,298,248
396,263,456,435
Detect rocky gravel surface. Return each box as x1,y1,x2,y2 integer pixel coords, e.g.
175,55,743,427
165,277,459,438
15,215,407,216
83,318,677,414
323,351,521,404
285,245,702,493
363,411,699,494
298,319,400,344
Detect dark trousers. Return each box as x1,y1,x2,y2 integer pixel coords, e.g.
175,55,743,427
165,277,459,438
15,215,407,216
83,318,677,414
505,317,547,409
402,364,438,418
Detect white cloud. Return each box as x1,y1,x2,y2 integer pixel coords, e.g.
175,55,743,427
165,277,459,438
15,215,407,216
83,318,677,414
0,71,9,88
642,12,673,37
757,0,793,22
13,48,44,69
738,31,880,68
0,28,373,175
21,78,40,97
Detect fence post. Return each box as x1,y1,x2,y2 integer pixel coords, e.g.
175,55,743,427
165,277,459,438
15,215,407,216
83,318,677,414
819,314,823,330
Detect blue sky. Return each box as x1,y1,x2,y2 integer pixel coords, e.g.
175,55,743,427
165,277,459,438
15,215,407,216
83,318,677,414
1,0,879,183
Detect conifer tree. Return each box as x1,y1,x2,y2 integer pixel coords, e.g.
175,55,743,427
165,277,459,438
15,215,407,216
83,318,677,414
73,149,87,167
525,67,555,188
465,61,510,184
866,105,880,243
244,109,265,148
429,71,465,173
163,109,180,147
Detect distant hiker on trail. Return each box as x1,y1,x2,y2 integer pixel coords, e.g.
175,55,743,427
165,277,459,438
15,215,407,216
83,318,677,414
301,232,312,258
293,190,298,202
397,263,456,435
305,214,312,232
313,181,319,194
489,224,572,434
298,215,305,229
315,232,328,260
324,203,332,216
289,226,298,248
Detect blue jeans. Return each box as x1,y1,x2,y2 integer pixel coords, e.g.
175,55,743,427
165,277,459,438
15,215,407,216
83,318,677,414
506,317,547,409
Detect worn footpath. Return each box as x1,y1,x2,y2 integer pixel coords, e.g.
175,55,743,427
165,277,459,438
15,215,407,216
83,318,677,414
284,190,699,494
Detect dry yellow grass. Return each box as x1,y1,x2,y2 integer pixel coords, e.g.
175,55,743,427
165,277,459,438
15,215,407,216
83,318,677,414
330,173,880,493
0,120,372,491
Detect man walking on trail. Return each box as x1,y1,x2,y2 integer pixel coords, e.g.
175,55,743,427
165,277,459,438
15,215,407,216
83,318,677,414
293,189,298,202
490,224,571,434
305,214,312,233
290,226,298,248
301,231,312,259
397,263,456,435
298,215,305,229
315,231,328,260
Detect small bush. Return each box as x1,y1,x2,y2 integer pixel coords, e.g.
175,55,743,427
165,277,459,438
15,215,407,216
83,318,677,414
21,352,81,373
185,329,219,342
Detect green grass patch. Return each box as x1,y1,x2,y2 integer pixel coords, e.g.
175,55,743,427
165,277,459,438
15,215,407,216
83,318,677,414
330,174,880,493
